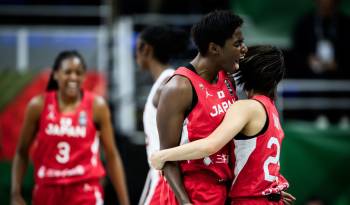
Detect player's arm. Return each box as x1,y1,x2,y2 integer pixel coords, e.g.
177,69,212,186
152,75,172,108
94,97,130,205
157,75,193,204
11,96,43,205
152,100,260,170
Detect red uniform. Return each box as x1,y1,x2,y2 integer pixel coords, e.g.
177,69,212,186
153,66,237,205
32,91,105,205
229,95,289,205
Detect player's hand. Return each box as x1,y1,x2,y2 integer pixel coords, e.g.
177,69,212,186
150,151,165,170
281,191,296,205
11,193,27,205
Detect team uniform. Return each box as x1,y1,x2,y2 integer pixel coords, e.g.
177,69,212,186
155,65,237,205
139,68,175,205
229,95,289,205
32,90,105,205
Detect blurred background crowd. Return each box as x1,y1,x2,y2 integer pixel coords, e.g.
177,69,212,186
0,0,349,205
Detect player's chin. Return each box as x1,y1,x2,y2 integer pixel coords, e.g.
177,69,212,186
65,88,80,98
225,63,238,74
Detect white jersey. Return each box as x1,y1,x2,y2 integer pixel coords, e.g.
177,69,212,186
143,68,175,162
139,68,174,205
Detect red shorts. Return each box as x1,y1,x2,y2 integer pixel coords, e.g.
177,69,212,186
231,197,283,205
32,180,104,205
150,172,228,205
148,176,165,205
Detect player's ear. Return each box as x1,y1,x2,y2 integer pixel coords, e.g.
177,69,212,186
142,43,153,57
208,42,221,55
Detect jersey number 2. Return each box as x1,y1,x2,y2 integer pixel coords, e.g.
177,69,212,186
263,137,280,182
56,141,70,164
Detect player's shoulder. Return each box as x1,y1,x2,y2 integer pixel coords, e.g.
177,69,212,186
158,74,193,109
165,74,192,92
231,99,260,107
92,95,110,122
92,95,108,109
28,94,44,109
229,99,265,115
25,94,45,117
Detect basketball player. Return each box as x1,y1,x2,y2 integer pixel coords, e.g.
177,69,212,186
155,10,247,205
11,51,130,205
151,45,295,205
135,26,188,205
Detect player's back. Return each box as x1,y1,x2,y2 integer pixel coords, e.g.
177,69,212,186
230,95,289,203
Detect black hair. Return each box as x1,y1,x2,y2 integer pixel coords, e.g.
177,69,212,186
139,26,188,64
235,45,285,99
191,10,243,55
46,50,86,91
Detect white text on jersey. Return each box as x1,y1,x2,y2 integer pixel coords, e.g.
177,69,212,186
210,99,234,117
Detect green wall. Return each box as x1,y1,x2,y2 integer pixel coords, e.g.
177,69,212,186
281,121,350,205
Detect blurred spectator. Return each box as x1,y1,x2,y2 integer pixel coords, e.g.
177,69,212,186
290,0,350,79
305,195,327,205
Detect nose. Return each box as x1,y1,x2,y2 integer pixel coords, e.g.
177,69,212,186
240,43,248,58
69,72,79,81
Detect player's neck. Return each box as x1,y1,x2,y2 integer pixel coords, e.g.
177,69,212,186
57,91,81,110
148,60,169,81
191,54,219,84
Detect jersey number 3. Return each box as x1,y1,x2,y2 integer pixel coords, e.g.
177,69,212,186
56,141,70,164
263,137,280,182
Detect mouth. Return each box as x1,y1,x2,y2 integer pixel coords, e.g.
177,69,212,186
233,54,246,70
67,82,79,89
66,82,80,93
240,54,245,60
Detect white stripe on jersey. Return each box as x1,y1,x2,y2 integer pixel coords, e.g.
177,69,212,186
232,138,257,186
90,134,99,166
94,187,103,205
139,168,160,205
180,118,189,145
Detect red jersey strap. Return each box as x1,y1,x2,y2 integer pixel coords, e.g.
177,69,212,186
39,92,57,127
252,95,274,111
43,91,56,107
174,66,226,88
82,91,95,115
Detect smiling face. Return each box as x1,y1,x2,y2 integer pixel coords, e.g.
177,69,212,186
54,56,85,99
218,27,247,73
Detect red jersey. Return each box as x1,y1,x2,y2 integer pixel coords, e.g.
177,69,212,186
33,91,105,185
175,66,237,181
229,95,289,199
